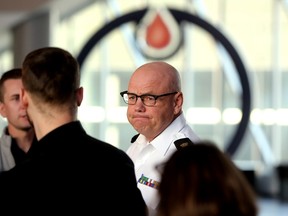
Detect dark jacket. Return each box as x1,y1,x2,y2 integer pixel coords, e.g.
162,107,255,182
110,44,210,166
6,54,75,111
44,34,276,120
0,121,147,215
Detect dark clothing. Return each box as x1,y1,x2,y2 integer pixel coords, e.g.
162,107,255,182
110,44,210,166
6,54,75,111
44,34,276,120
0,121,147,215
10,136,37,164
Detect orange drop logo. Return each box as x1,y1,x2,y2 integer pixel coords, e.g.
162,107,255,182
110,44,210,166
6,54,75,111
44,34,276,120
136,7,182,59
146,13,171,49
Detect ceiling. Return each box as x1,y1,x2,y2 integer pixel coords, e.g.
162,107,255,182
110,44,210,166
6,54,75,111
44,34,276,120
0,0,94,33
0,0,52,32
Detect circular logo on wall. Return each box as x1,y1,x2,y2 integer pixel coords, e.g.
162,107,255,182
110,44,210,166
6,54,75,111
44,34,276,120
77,7,251,156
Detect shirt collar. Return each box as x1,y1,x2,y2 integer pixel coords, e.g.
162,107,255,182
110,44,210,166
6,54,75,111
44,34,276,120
137,113,187,156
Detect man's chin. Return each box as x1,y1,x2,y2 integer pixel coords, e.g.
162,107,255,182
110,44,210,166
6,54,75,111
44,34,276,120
134,126,147,135
22,120,33,129
20,125,33,131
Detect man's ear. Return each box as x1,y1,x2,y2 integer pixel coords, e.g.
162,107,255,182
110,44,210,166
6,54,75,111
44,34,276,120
76,87,83,106
21,88,28,108
0,102,7,117
174,92,183,115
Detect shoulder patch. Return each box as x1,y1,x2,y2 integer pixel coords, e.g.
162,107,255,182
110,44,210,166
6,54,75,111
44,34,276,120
174,138,194,150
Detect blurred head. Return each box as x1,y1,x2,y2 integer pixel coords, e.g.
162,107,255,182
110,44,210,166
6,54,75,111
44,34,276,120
126,61,183,141
157,141,258,216
21,47,83,119
0,68,32,133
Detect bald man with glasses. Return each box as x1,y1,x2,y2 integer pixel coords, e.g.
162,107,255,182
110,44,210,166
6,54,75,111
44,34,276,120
120,61,200,216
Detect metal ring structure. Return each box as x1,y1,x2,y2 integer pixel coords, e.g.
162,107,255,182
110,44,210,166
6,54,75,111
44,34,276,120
77,7,251,157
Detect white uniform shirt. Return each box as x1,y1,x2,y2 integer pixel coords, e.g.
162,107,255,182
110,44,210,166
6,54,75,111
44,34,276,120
126,113,200,216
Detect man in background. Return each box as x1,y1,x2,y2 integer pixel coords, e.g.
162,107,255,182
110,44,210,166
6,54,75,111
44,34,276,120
0,68,37,172
120,61,200,215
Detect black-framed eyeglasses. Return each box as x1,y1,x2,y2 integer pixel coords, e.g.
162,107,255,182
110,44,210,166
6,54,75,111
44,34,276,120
120,91,178,107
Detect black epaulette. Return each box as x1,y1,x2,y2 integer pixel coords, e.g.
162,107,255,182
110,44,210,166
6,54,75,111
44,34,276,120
131,133,140,143
174,138,194,150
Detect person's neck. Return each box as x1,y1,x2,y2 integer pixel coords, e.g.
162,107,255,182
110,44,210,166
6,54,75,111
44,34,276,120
32,111,76,141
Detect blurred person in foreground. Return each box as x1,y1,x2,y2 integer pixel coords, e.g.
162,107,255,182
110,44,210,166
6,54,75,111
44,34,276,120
157,140,258,216
0,47,147,215
120,61,200,215
0,68,37,172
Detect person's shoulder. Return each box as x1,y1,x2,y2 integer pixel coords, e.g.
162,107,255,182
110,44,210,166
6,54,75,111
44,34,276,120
86,135,133,162
0,129,12,149
75,121,133,163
